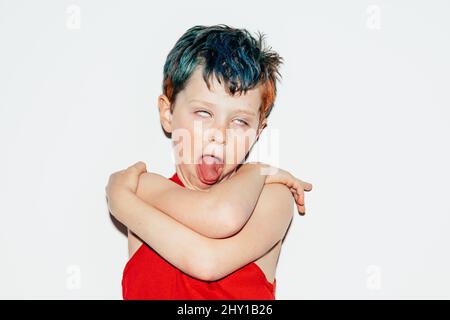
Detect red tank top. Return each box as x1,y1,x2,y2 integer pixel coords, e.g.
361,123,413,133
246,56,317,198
122,172,276,300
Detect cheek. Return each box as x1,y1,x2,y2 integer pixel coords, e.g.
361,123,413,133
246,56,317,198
177,117,202,141
170,124,200,164
224,131,256,164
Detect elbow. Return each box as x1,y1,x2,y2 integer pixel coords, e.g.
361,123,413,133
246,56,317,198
215,201,244,238
184,243,219,281
191,264,218,282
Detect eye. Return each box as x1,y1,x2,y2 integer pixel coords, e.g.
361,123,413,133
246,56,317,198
234,119,249,126
195,110,211,117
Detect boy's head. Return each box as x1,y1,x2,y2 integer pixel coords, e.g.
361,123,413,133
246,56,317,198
158,24,283,190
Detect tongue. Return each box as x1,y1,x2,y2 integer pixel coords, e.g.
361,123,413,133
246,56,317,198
196,155,224,184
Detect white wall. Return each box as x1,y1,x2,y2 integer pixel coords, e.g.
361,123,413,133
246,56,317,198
1,0,449,299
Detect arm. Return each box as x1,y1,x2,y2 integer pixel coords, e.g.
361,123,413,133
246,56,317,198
136,163,268,239
109,182,294,281
205,183,294,280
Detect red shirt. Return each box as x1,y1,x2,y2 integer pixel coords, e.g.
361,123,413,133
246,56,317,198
122,172,276,299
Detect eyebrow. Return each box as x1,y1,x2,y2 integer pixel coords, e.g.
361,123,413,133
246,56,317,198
234,109,257,117
188,99,257,117
188,99,215,107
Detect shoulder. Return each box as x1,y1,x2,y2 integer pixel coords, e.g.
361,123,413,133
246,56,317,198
136,172,178,198
246,183,294,238
225,183,294,262
139,172,166,184
139,171,182,187
259,183,295,214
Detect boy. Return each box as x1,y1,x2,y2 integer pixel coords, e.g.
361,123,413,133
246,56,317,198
105,24,313,299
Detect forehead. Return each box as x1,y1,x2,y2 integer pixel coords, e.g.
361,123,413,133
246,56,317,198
179,66,262,112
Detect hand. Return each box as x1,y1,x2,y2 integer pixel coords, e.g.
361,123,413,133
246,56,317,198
259,163,313,216
105,161,147,213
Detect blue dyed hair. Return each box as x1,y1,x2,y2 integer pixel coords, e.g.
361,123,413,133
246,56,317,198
162,24,283,127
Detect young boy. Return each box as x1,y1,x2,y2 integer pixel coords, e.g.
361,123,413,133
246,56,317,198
105,24,313,299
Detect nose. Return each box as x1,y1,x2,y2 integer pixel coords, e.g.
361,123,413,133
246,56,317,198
207,121,227,145
208,127,225,144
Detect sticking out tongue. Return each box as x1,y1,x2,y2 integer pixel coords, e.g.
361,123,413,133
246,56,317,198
196,155,224,185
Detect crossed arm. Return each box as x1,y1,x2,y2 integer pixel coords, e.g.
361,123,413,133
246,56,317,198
111,176,294,281
107,166,293,281
134,164,270,239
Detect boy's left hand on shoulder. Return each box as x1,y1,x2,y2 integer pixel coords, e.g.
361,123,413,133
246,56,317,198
263,164,313,216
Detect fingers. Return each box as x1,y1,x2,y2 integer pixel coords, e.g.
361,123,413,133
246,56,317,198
298,199,305,215
297,186,305,206
127,161,147,173
298,205,305,216
283,173,313,215
291,183,304,205
298,187,307,215
295,179,313,215
290,187,306,215
304,182,313,191
296,197,305,215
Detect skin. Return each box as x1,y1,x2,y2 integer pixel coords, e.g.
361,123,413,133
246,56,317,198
159,65,267,190
106,65,313,284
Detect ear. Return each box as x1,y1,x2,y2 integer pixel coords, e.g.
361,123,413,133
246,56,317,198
158,94,173,134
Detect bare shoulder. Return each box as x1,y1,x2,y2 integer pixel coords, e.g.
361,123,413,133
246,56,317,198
136,172,178,198
138,172,170,187
259,183,295,216
243,183,294,239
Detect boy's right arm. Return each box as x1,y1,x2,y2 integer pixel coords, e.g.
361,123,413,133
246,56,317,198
136,163,267,239
135,163,312,240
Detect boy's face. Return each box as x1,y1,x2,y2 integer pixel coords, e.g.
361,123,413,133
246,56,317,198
159,66,266,191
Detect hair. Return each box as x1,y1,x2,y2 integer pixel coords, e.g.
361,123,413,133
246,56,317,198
162,24,284,128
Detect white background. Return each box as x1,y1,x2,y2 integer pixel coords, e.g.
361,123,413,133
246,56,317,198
1,0,449,299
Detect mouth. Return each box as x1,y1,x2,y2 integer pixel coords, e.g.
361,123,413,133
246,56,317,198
199,153,224,165
195,152,225,185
